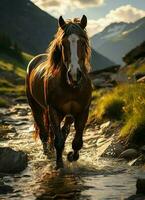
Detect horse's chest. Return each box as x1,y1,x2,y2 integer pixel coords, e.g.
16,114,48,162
61,101,81,114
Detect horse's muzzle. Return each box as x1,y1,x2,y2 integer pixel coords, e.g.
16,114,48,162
67,69,82,87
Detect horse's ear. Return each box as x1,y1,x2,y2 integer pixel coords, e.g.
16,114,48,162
80,15,87,29
58,16,66,29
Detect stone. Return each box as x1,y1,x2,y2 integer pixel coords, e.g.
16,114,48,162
137,76,145,83
119,149,138,160
140,145,145,153
0,147,28,173
125,194,145,200
113,142,125,157
0,180,13,194
136,178,145,194
128,155,144,166
17,109,28,116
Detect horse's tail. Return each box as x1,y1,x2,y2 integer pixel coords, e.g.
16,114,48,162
43,108,54,151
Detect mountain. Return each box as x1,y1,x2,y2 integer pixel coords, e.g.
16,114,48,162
0,0,115,71
90,48,115,71
91,17,145,64
0,0,58,54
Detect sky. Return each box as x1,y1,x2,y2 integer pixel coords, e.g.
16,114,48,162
31,0,145,36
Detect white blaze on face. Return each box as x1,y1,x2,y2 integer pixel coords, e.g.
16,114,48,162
68,34,80,81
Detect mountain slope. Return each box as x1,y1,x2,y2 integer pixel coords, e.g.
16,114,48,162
90,48,115,71
123,41,145,65
0,0,115,71
0,51,32,106
91,17,145,64
0,0,58,55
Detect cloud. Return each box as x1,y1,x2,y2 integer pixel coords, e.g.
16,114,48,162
31,0,104,16
31,2,145,36
72,0,104,8
87,5,145,36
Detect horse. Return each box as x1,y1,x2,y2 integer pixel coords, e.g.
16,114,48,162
26,15,92,169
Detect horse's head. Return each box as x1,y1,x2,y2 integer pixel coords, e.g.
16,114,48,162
58,15,90,87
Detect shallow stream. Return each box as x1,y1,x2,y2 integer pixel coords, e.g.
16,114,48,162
0,104,141,200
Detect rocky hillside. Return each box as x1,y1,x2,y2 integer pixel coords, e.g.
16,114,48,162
91,17,145,64
0,0,58,55
123,41,145,65
120,40,145,78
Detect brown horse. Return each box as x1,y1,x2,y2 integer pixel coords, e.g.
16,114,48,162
26,15,92,169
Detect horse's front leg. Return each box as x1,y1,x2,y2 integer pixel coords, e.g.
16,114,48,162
49,106,64,169
67,107,89,162
61,116,73,142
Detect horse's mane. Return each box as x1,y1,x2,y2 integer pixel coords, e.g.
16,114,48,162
45,18,91,76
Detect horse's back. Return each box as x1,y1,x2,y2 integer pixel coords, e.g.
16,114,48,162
26,54,48,108
27,54,48,75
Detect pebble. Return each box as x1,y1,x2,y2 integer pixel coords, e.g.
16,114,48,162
119,149,138,160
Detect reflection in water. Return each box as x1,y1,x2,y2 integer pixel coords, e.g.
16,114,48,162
35,172,91,200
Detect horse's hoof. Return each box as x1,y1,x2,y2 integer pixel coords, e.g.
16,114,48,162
67,151,74,162
73,153,79,161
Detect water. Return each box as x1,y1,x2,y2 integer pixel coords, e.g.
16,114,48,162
0,104,139,200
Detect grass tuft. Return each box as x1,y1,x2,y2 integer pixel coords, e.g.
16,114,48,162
90,83,145,144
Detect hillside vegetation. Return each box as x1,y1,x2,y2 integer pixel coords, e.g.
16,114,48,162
0,0,57,55
90,41,145,146
90,83,145,145
0,51,32,107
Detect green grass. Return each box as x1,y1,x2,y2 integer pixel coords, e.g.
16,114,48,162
90,84,145,144
0,52,33,107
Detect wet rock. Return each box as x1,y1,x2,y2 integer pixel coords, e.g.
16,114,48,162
128,155,145,166
17,109,28,116
0,180,13,194
119,149,138,160
136,178,145,194
0,147,28,173
140,145,145,153
0,179,13,194
97,137,125,158
113,142,125,157
137,76,145,83
125,194,145,200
